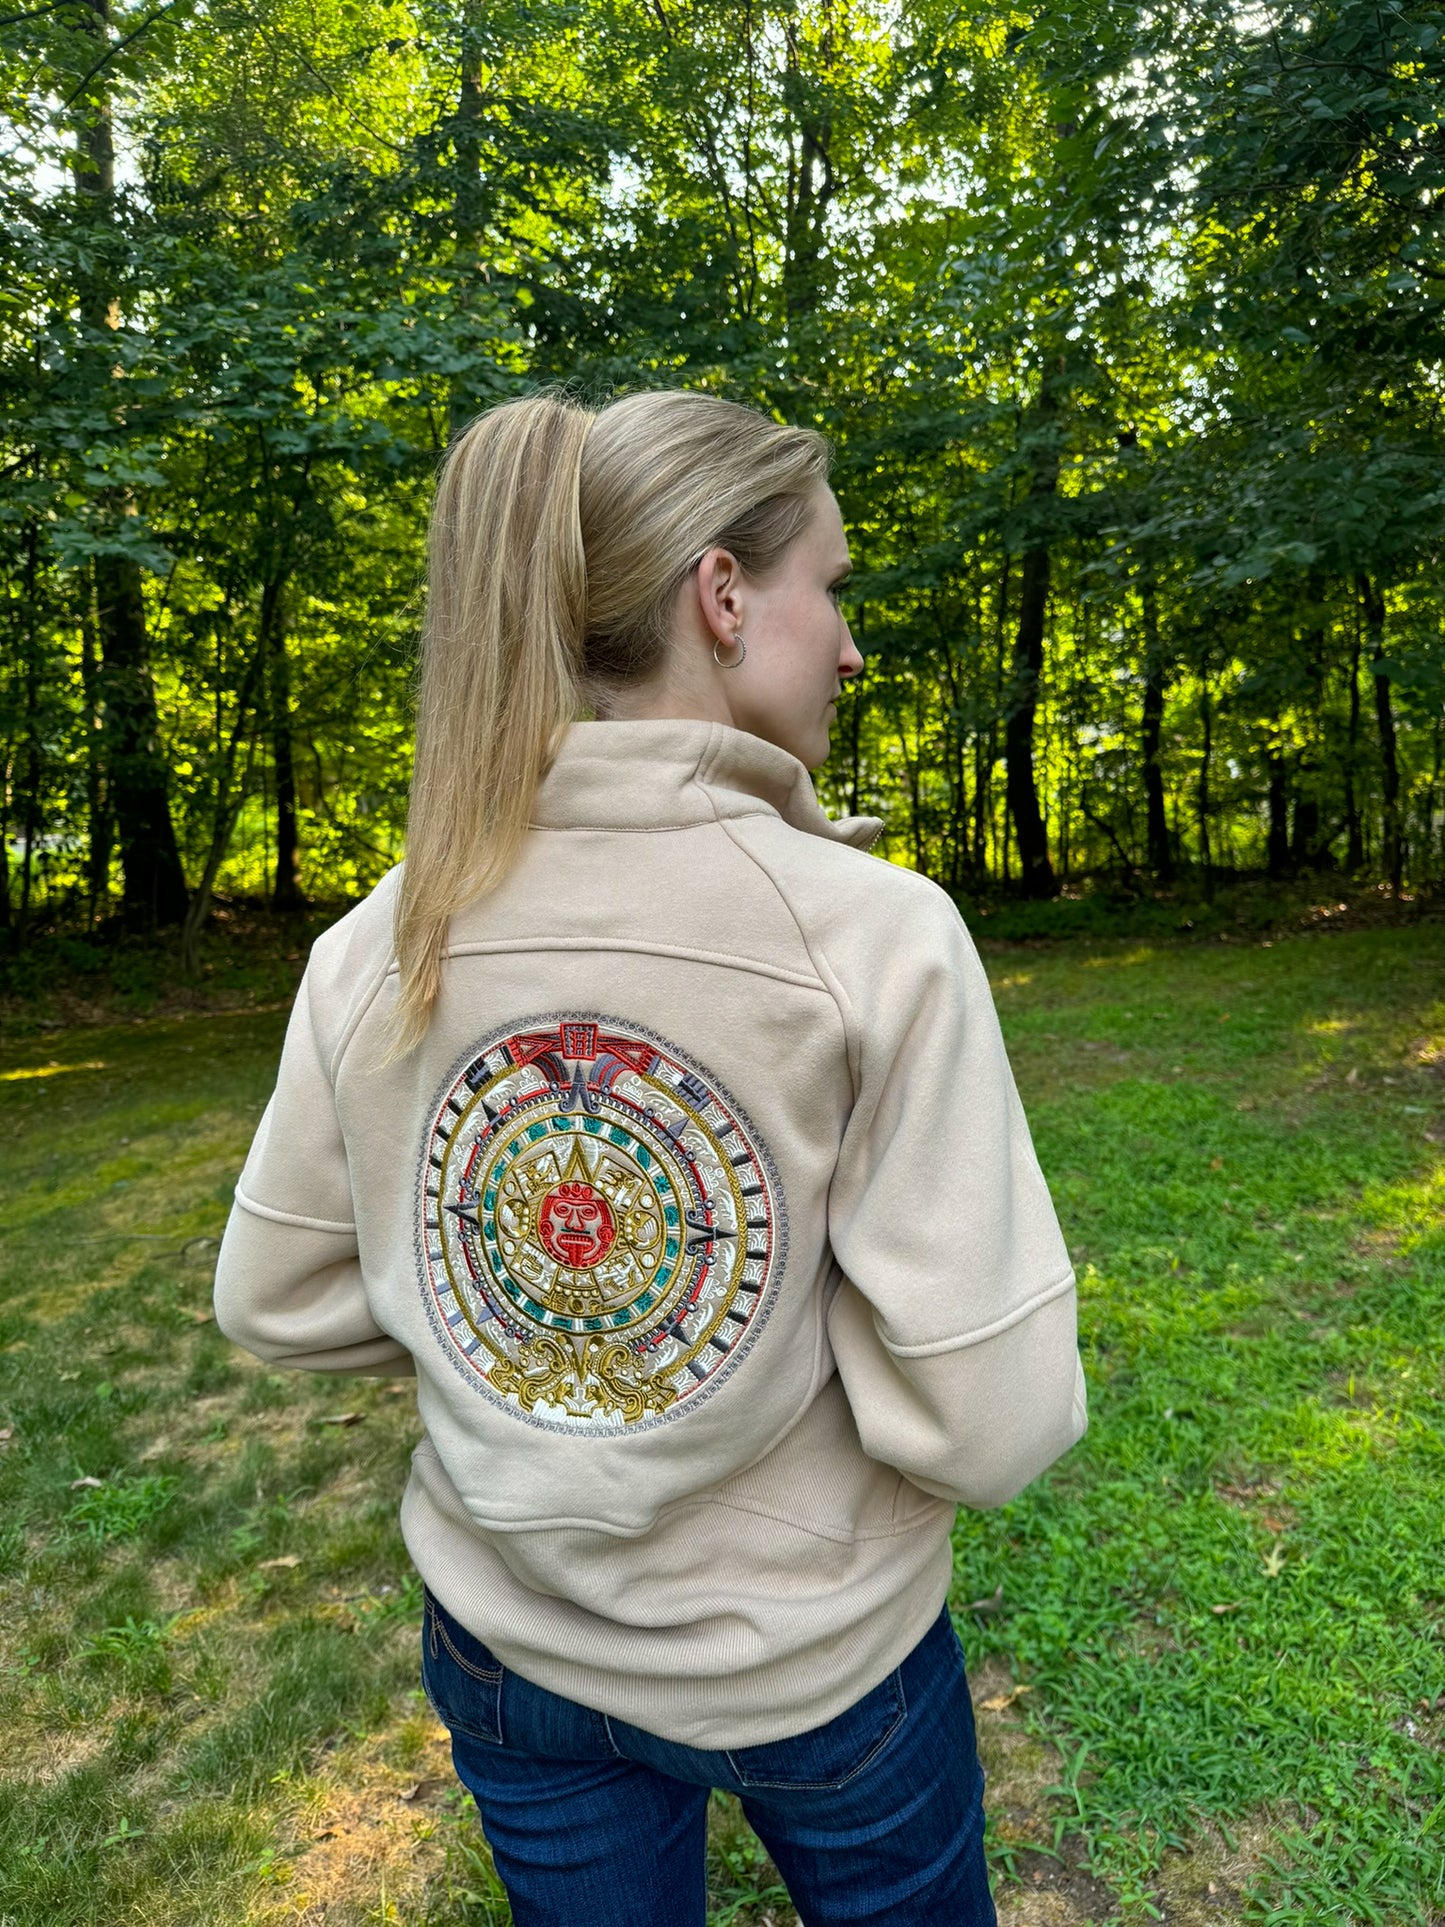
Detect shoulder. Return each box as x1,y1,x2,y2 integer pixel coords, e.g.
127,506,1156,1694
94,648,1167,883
763,817,969,923
299,865,404,1065
740,818,982,988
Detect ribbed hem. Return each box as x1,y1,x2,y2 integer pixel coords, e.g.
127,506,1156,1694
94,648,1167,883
399,1457,956,1750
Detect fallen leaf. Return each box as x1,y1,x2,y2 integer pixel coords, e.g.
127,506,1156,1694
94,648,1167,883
1345,1067,1359,1084
1217,1478,1281,1504
69,1475,105,1490
1211,1602,1242,1615
1209,1157,1224,1170
0,1427,13,1445
1259,1514,1288,1534
979,1683,1035,1713
258,1554,303,1571
961,1584,1004,1615
1262,1544,1287,1578
183,1309,214,1325
311,1412,365,1427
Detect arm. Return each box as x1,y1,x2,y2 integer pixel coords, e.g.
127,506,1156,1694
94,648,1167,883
823,882,1085,1507
213,963,415,1378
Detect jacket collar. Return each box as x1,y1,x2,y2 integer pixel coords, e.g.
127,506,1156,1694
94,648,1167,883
529,716,884,852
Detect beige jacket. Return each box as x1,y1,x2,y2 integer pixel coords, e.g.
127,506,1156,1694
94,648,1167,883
214,716,1086,1747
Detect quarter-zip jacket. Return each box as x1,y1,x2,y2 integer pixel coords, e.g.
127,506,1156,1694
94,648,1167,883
213,715,1087,1747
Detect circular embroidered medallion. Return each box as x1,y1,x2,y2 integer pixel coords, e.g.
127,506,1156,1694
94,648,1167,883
416,1013,787,1432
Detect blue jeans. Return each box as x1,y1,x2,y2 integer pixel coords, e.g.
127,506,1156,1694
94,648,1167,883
421,1585,997,1927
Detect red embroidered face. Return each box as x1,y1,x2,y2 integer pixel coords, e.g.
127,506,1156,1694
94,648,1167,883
536,1181,616,1269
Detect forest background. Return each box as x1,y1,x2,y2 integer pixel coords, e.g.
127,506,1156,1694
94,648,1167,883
4,8,1445,1924
2,0,1445,951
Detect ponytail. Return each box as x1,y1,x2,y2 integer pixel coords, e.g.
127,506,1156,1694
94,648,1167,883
389,385,831,1055
390,393,591,1056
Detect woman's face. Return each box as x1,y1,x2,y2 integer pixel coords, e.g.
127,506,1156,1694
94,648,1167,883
695,483,865,771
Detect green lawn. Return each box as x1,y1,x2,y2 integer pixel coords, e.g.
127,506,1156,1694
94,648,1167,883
1,924,1441,1926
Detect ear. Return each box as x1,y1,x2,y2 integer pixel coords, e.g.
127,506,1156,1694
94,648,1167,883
695,546,746,641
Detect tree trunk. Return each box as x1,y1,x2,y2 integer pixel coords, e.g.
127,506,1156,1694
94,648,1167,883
1004,383,1060,900
1291,789,1321,871
17,521,43,943
1344,603,1364,871
1197,673,1213,896
181,634,267,973
0,735,11,938
1140,577,1172,882
447,3,489,439
1359,574,1401,895
900,745,922,872
780,18,836,331
1005,544,1054,895
263,575,304,912
1267,751,1290,878
94,553,189,926
935,615,969,891
74,0,187,929
1291,598,1328,871
977,553,1009,877
80,565,111,926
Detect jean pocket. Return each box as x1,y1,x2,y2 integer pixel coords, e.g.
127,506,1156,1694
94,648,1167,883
724,1663,907,1791
420,1587,505,1746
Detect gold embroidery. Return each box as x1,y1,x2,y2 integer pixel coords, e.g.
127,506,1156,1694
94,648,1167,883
421,1016,783,1431
490,1334,679,1423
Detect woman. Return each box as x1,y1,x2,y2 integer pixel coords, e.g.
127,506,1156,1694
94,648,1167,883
214,386,1087,1927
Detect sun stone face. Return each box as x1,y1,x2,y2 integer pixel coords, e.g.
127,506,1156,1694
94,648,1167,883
484,1127,666,1323
536,1178,616,1270
416,1014,787,1434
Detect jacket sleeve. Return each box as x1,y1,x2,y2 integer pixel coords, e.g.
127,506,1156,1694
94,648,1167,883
213,962,415,1378
824,882,1085,1508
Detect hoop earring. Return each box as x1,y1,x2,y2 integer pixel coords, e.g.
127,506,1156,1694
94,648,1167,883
713,631,746,668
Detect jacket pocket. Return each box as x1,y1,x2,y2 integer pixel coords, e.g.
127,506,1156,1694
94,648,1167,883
421,1586,505,1746
723,1662,906,1790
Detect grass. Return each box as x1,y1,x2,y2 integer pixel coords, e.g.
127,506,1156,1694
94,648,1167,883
960,925,1445,1924
0,921,1441,1924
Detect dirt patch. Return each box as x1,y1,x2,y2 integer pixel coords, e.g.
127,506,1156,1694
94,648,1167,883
971,1659,1285,1923
971,1655,1119,1925
2,1713,113,1790
1153,1816,1273,1922
246,1719,458,1924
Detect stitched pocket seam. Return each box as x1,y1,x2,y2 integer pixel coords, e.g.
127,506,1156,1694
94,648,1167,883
430,1607,503,1686
422,1601,504,1746
725,1668,908,1791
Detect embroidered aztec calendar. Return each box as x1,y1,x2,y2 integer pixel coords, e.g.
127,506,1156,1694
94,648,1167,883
416,1012,787,1433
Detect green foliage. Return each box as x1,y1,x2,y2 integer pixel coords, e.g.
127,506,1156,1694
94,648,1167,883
1,0,1442,943
63,1474,178,1543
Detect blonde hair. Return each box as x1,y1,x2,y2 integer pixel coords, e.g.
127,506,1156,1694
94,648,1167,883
390,386,832,1053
